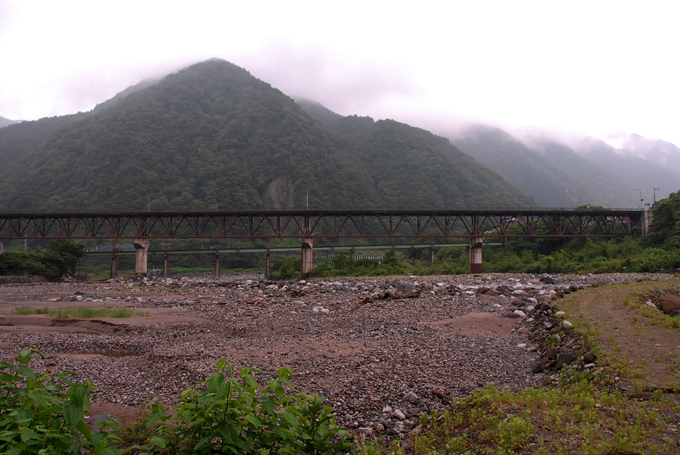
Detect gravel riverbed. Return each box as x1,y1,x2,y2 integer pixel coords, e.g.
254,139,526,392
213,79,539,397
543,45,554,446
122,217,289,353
0,272,671,438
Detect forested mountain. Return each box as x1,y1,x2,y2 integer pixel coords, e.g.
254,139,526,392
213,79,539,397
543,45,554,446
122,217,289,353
543,136,680,206
0,59,534,211
0,114,86,164
330,116,533,207
448,125,680,208
0,116,20,128
606,133,680,172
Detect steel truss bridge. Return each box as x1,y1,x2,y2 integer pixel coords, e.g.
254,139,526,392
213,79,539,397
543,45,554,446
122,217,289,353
0,208,644,240
0,208,646,277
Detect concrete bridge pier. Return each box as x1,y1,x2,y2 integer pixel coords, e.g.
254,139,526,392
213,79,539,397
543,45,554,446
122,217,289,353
642,209,652,236
469,236,483,274
110,254,118,279
265,251,271,279
163,254,170,278
0,241,3,254
215,252,221,279
133,238,150,278
429,245,435,266
301,238,313,279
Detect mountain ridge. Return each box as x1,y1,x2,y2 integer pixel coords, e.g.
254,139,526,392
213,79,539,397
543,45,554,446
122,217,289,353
445,125,679,208
0,59,535,211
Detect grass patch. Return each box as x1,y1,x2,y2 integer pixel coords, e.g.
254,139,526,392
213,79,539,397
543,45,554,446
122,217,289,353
10,306,149,319
361,278,680,454
407,381,679,454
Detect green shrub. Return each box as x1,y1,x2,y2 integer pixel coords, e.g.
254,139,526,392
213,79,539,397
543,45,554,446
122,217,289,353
270,256,301,280
1,352,350,455
0,350,120,455
141,360,350,454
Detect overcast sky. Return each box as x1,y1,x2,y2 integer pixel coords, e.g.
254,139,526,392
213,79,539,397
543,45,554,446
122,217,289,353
1,0,679,145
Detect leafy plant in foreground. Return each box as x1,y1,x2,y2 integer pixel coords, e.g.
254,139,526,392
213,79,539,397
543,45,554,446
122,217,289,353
0,349,119,455
139,360,350,454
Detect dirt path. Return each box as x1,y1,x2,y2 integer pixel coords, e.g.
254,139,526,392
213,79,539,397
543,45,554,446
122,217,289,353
559,278,680,391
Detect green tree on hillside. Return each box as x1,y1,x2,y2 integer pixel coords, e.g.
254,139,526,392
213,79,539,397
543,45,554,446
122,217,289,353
648,190,680,248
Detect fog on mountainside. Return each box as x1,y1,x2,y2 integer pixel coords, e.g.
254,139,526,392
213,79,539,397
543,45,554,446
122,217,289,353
446,125,680,208
0,59,534,211
606,133,680,172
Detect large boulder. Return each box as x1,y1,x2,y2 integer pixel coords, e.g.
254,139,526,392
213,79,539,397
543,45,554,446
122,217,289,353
659,295,680,314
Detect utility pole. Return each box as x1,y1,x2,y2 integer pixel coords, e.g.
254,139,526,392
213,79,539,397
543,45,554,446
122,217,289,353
653,188,660,205
636,189,644,208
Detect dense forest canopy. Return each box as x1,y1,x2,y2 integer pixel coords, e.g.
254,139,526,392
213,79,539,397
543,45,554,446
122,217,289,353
0,59,534,211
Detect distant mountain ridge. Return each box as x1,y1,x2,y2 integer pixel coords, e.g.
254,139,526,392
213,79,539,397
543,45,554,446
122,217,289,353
0,59,535,211
606,132,680,171
0,116,20,128
446,125,680,208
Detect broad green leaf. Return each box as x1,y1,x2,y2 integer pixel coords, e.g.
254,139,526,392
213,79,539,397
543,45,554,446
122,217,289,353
62,402,83,426
94,441,119,455
76,419,92,440
150,436,167,448
281,411,299,427
245,413,262,428
67,383,89,406
261,395,277,414
19,427,40,442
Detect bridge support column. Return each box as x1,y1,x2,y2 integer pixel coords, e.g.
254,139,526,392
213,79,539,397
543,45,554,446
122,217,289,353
0,241,3,255
110,254,118,279
301,238,313,279
469,236,483,274
163,254,170,278
133,238,150,278
429,245,435,266
642,209,652,236
214,252,221,279
265,251,271,280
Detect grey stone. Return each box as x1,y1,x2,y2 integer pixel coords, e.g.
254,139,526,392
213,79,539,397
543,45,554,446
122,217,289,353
403,392,419,403
555,351,580,369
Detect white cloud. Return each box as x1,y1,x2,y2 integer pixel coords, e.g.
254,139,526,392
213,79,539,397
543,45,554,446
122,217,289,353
1,0,679,145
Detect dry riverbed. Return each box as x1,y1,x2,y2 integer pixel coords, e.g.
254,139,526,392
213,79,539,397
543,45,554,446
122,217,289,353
0,272,675,439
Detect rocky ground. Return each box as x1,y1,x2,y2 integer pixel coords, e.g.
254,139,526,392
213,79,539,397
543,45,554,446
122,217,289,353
0,272,673,439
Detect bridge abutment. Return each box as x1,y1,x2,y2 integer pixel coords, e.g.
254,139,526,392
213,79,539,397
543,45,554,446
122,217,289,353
301,238,313,279
133,238,150,278
469,236,483,273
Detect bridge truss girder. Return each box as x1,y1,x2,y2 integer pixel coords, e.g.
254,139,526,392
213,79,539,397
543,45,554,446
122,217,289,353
0,208,643,241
